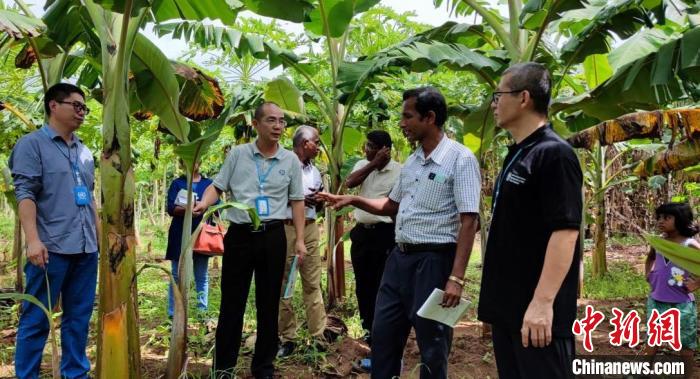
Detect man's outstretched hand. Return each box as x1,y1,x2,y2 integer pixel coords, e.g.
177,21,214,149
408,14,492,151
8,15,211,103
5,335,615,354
315,192,353,210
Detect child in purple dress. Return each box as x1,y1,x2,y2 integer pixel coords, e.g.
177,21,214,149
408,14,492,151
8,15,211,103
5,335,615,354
645,202,700,357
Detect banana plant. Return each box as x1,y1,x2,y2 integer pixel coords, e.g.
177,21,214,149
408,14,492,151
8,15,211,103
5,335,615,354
568,108,700,275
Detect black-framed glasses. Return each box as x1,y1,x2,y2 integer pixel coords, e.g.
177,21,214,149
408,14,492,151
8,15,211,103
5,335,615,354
57,101,90,114
491,90,525,104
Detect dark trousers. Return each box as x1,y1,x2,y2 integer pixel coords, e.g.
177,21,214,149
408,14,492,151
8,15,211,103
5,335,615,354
15,252,97,379
349,223,395,339
371,246,455,379
214,223,286,379
492,324,575,379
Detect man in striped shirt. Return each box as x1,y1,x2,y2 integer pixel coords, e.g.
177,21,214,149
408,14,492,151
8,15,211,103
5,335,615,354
318,87,481,379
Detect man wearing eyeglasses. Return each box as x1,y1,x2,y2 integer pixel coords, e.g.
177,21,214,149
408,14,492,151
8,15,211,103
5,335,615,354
11,83,99,379
478,63,582,378
344,130,400,366
194,102,307,379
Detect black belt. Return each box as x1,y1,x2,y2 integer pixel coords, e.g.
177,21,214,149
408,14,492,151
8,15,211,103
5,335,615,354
396,242,456,254
357,222,393,229
231,220,284,233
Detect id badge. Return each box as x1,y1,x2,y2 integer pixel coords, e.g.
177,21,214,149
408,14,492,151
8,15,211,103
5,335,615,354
255,196,270,216
74,185,91,206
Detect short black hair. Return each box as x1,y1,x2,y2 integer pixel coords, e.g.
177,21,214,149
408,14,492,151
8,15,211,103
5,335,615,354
44,83,85,116
502,62,551,115
254,101,281,121
656,202,699,237
366,130,392,149
402,87,447,128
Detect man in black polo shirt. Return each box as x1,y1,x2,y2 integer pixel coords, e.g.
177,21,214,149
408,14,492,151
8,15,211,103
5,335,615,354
478,63,582,378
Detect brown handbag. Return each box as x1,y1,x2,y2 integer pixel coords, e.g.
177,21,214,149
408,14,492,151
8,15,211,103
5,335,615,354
193,221,225,256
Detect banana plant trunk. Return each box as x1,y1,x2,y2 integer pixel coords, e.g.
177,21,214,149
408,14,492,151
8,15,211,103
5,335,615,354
85,2,146,377
166,170,194,379
327,105,346,307
592,146,607,278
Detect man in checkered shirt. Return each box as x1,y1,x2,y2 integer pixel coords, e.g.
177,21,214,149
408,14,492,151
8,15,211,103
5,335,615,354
318,87,480,379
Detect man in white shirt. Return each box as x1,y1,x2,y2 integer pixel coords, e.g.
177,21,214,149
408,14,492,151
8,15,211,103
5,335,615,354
345,131,400,351
277,125,328,357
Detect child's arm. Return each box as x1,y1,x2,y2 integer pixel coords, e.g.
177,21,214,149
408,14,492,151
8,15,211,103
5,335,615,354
644,247,655,278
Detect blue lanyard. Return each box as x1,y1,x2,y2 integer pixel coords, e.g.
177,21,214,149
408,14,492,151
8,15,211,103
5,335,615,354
254,155,277,193
41,127,84,186
492,142,536,213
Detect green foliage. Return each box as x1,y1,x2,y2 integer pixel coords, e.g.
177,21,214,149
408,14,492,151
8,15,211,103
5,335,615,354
304,0,380,38
132,33,190,142
646,234,700,276
583,258,649,300
264,76,305,115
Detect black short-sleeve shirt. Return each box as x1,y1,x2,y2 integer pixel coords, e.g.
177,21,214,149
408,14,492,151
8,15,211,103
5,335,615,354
477,125,583,337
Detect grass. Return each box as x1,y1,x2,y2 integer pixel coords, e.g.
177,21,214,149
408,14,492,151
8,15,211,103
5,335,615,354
0,214,653,377
583,257,649,300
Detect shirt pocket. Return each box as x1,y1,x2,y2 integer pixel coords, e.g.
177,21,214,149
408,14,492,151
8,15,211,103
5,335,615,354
416,171,452,211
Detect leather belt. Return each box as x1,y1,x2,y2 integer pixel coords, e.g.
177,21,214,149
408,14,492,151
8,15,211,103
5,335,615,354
396,242,456,254
283,219,316,226
232,220,284,233
357,222,393,229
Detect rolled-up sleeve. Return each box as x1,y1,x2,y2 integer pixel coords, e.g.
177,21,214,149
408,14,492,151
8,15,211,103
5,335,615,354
454,150,481,214
10,137,42,203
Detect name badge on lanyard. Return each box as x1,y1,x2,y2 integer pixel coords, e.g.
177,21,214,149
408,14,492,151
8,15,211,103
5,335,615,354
72,163,90,206
254,156,277,217
43,127,90,206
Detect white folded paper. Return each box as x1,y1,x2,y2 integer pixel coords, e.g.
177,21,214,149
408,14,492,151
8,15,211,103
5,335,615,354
416,288,470,328
283,256,299,299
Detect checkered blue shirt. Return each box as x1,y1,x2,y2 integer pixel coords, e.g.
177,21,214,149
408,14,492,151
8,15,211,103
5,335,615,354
388,135,481,244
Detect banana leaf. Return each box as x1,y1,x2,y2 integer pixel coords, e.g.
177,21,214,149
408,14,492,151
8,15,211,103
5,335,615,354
646,234,700,277
567,109,700,149
633,139,700,178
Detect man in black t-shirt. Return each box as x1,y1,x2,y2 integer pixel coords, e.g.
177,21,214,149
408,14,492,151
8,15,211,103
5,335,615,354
478,63,582,378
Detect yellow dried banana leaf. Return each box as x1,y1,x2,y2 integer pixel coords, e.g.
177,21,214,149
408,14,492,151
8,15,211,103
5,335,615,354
568,109,700,149
633,139,700,178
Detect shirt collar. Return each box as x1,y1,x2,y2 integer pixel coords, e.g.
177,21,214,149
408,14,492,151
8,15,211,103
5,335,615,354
508,123,550,152
42,124,79,145
377,159,397,173
251,139,282,159
416,133,449,165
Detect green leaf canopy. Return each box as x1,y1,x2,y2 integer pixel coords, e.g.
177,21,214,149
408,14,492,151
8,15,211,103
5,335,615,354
304,0,380,38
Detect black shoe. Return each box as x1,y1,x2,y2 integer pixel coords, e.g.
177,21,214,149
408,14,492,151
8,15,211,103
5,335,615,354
323,328,339,343
276,341,296,358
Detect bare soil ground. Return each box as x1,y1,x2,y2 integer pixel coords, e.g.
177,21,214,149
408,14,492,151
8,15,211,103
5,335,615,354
3,244,700,378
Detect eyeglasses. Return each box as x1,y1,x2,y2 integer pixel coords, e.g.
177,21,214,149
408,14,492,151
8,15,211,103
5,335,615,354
57,101,90,114
491,90,525,104
263,117,287,126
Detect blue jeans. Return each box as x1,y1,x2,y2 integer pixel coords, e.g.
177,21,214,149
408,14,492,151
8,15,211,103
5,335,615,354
168,254,210,317
15,252,97,379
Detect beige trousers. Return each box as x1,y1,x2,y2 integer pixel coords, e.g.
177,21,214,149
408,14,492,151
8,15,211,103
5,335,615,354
278,223,327,342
